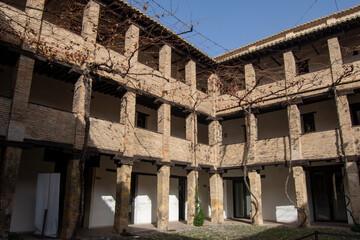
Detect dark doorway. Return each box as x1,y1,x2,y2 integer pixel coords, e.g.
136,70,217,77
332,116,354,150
179,178,186,220
310,167,347,222
233,179,251,219
130,173,137,224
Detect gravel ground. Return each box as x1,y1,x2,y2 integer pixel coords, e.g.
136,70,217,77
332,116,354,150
94,224,360,240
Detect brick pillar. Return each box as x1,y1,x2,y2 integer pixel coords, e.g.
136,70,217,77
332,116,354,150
245,112,257,164
157,102,171,230
287,104,302,160
6,56,35,141
157,164,170,230
248,171,263,225
113,91,136,234
23,0,45,51
209,120,222,166
124,24,140,65
61,158,81,239
120,91,136,157
292,166,310,227
335,94,355,156
0,54,35,238
159,45,171,79
113,164,132,234
158,103,171,162
328,37,343,81
284,51,297,93
245,63,256,98
209,173,224,224
284,51,297,80
208,74,219,117
81,0,100,44
61,75,92,238
0,147,22,239
186,170,198,225
345,162,360,223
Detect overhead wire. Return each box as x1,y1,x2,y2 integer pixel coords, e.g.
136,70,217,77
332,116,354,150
295,0,318,25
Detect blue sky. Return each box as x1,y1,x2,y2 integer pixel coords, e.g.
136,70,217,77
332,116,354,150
126,0,360,57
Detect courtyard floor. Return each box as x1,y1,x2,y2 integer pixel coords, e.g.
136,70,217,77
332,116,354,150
19,219,360,240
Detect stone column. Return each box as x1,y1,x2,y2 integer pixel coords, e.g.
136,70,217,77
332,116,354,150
157,164,170,230
345,162,360,223
248,171,263,225
0,54,35,238
209,173,224,224
113,164,132,234
159,45,171,79
61,158,81,239
292,166,310,227
245,112,257,164
124,24,140,65
186,170,198,225
287,104,302,160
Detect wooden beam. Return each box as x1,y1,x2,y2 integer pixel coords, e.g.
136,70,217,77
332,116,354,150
311,44,320,55
270,56,282,66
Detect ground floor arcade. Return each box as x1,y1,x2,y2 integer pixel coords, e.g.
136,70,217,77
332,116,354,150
2,146,360,238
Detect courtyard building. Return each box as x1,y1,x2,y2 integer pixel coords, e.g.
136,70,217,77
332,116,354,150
0,0,360,238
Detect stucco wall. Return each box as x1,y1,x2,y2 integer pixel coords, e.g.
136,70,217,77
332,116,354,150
90,156,116,227
90,91,121,122
261,165,296,222
10,148,55,232
258,109,289,140
29,72,74,112
299,100,339,132
222,118,246,145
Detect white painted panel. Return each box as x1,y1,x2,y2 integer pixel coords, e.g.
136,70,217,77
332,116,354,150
169,178,179,221
276,205,297,222
134,175,157,224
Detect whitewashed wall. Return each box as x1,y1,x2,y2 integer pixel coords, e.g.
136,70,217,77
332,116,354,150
10,148,55,232
90,156,116,227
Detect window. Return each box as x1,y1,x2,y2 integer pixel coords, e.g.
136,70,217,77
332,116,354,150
297,60,309,75
301,112,316,133
350,103,360,126
136,112,148,129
